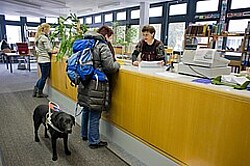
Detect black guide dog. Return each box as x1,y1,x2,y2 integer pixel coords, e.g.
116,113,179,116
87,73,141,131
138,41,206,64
33,104,75,161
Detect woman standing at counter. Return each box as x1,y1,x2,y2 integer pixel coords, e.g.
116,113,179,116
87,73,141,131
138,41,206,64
33,23,57,98
131,25,165,66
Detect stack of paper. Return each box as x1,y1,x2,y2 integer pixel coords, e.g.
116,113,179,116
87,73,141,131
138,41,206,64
139,61,162,68
221,75,250,85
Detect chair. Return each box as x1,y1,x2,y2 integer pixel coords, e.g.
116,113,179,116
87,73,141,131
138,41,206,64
228,60,242,73
165,47,174,63
16,43,29,55
224,52,242,73
114,46,123,55
16,43,29,70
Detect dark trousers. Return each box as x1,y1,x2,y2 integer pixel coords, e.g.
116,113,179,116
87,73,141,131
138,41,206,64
81,107,102,144
35,62,51,90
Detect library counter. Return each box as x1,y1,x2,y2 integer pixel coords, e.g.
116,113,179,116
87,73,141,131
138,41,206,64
49,57,250,166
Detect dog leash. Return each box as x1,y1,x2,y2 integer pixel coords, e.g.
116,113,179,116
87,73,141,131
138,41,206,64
74,103,83,117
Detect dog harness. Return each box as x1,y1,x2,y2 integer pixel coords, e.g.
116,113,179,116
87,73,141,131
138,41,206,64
46,101,64,133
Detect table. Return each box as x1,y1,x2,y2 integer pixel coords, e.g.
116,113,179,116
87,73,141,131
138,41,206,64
3,52,32,73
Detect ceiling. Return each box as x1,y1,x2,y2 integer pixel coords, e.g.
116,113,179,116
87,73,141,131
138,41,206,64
0,0,177,18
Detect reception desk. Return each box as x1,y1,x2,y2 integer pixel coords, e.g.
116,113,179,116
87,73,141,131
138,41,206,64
49,56,250,166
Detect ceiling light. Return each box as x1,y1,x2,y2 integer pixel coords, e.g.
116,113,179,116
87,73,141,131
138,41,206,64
42,0,67,7
16,10,44,17
98,2,121,9
77,8,93,14
0,0,41,9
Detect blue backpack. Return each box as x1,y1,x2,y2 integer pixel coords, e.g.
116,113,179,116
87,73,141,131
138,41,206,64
66,39,107,86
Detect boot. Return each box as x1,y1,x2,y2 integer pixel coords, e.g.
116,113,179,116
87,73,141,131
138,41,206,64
32,86,38,97
36,89,48,98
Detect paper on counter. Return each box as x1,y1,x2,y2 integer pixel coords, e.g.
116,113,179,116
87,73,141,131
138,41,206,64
221,75,250,85
155,72,179,78
139,61,162,68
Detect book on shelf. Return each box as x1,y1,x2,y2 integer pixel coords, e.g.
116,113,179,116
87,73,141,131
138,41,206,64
186,25,208,36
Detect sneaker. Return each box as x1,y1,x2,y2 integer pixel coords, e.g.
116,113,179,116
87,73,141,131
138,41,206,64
89,141,107,149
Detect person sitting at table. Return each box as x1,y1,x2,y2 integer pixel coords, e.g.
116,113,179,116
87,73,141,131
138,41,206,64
0,39,11,62
0,39,11,53
131,25,165,66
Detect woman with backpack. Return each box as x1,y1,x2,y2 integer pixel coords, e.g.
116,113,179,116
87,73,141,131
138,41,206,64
77,25,120,149
33,23,57,98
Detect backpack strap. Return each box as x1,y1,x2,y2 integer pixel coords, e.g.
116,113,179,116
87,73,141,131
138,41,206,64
92,39,103,68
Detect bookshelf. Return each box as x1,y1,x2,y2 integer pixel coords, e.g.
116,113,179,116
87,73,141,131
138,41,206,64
241,25,250,69
184,24,245,51
184,25,212,50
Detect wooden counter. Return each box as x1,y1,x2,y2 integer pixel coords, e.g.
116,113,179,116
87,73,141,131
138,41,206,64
50,56,250,166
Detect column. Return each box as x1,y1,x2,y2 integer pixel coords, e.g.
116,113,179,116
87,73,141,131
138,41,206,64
139,2,150,38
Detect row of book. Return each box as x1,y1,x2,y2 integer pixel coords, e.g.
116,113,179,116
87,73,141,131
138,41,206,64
186,25,209,36
186,23,227,36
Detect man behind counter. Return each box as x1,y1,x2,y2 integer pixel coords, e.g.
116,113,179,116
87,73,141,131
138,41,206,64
131,25,165,66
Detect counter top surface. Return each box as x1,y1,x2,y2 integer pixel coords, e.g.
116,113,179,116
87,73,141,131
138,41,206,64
120,64,250,99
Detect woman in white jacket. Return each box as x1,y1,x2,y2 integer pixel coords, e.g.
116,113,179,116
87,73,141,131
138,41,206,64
33,23,57,98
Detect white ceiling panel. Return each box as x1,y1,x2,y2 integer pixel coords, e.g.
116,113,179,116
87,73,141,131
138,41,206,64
0,0,177,18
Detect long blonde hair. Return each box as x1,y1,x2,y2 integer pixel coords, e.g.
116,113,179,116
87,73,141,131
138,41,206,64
34,23,50,42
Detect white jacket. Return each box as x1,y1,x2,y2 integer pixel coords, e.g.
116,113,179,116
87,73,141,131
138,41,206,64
35,32,52,63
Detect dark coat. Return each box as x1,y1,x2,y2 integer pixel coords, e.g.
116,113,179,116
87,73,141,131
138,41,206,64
77,32,120,111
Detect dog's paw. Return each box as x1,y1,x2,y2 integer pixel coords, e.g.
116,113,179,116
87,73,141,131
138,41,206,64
52,156,58,161
65,150,71,155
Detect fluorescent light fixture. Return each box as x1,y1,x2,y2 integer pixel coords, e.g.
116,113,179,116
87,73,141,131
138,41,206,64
16,10,44,17
42,0,67,7
0,0,41,9
98,2,121,9
77,8,93,13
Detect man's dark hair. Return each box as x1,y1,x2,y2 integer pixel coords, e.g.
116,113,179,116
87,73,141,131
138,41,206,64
97,25,114,38
142,25,156,37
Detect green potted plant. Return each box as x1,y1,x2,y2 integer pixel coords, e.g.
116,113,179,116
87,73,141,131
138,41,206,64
112,22,137,55
50,13,88,60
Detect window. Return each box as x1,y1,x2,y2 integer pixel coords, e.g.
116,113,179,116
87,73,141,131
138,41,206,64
151,24,161,40
131,25,140,43
27,17,40,23
85,17,92,24
168,22,185,51
228,19,250,33
227,19,250,50
94,15,102,23
105,13,113,22
79,18,83,24
169,3,187,16
46,17,58,24
117,11,126,21
5,15,20,21
231,0,250,9
131,10,140,19
196,0,219,13
6,25,22,44
149,6,162,17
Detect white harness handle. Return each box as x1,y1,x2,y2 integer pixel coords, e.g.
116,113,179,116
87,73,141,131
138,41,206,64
46,101,60,130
